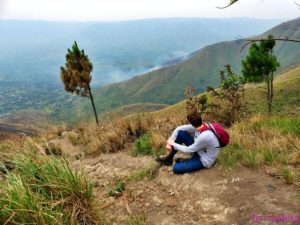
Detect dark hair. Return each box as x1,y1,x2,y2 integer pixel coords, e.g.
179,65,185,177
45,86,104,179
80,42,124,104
187,111,202,127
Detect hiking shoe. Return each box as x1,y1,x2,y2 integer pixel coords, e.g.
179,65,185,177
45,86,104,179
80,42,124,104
155,155,173,166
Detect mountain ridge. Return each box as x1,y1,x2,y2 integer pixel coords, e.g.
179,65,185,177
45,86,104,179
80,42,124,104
74,17,300,120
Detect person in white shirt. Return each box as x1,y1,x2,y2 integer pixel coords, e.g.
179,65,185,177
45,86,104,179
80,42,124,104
156,111,220,174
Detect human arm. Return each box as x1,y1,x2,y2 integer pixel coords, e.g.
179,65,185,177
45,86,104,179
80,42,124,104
169,131,213,153
170,124,195,140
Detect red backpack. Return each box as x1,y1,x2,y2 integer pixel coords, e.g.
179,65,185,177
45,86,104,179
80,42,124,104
202,123,230,147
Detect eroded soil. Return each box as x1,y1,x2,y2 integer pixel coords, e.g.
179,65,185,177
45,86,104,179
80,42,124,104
57,136,300,225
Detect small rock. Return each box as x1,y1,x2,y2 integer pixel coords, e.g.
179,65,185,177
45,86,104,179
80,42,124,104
239,206,246,212
155,203,161,207
136,190,143,197
93,181,100,188
61,131,69,138
266,183,276,192
192,216,199,221
170,192,175,196
153,196,163,203
75,153,82,160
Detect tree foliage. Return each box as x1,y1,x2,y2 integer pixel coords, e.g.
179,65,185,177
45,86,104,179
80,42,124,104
242,36,279,83
185,65,246,127
242,35,280,116
206,65,246,126
60,41,93,96
60,41,99,124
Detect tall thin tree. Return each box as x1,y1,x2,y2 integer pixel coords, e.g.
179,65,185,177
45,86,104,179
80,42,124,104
60,41,99,125
241,35,280,116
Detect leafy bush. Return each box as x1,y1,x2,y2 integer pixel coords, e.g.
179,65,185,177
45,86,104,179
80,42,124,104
131,134,153,157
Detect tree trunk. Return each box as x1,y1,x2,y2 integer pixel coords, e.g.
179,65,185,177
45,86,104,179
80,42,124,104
87,84,99,125
268,50,274,117
267,75,272,117
270,71,274,116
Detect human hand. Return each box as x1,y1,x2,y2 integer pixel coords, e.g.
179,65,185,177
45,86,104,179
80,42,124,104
167,138,175,146
166,143,172,151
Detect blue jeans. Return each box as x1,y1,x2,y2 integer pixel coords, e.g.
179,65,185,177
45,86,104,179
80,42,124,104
172,130,205,174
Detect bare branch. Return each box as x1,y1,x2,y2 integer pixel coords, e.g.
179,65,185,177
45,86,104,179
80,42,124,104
240,37,300,52
216,0,239,9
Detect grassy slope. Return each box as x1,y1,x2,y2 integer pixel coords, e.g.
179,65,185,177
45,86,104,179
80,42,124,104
74,63,299,183
111,103,169,117
148,63,300,182
149,62,300,118
245,64,300,116
78,18,300,116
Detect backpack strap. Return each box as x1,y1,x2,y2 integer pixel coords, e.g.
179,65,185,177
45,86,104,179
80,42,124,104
197,122,210,132
199,122,221,148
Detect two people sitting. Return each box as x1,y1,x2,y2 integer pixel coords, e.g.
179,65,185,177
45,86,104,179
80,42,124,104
156,111,221,174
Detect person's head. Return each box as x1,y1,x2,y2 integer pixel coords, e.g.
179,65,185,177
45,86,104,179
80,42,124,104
186,110,202,127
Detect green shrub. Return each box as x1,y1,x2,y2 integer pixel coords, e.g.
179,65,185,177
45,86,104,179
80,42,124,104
108,181,125,197
280,167,295,184
131,134,153,157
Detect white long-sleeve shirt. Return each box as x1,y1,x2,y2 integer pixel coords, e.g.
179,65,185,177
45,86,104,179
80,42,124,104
170,124,220,168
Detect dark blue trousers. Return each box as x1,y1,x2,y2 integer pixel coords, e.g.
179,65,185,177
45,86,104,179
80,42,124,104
172,130,205,174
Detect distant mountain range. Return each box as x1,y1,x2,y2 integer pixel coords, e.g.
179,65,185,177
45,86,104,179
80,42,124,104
62,17,300,123
0,17,291,121
0,18,284,87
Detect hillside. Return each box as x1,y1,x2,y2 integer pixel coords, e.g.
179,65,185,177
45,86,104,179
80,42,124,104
145,63,300,124
0,18,284,119
66,17,300,122
245,64,300,116
1,56,299,225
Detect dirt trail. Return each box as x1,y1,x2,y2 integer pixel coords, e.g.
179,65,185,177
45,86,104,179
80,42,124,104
68,151,300,225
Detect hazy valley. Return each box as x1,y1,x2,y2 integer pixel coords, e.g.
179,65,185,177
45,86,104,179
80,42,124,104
0,17,285,120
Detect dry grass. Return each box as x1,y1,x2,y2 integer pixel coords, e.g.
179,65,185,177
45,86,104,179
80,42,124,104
217,115,300,182
62,68,300,184
66,113,156,155
0,139,103,225
0,155,101,224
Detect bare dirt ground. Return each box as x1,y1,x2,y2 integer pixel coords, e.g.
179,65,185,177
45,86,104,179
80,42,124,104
52,136,300,225
0,110,50,138
70,151,300,224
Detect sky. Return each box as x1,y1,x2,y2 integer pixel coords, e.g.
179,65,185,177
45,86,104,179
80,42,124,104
0,0,299,21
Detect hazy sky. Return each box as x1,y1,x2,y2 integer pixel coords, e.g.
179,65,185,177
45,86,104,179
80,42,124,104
0,0,299,21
